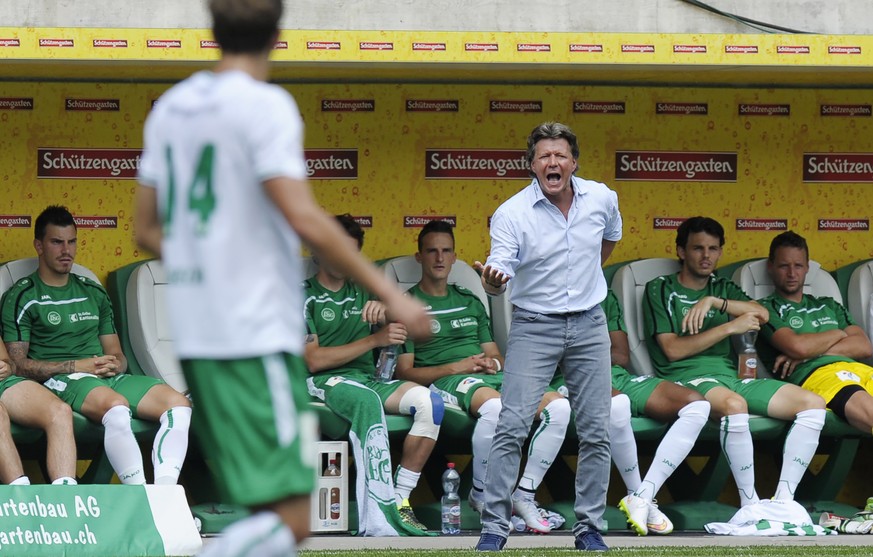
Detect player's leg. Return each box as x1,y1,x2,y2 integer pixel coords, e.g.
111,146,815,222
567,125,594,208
1,378,76,483
803,362,873,434
465,383,502,513
129,378,192,484
0,400,26,484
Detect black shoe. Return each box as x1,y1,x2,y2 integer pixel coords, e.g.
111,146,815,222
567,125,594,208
575,530,608,551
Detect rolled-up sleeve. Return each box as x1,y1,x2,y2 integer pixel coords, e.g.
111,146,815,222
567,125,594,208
484,207,520,279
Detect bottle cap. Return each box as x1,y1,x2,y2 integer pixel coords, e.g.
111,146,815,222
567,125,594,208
447,462,455,469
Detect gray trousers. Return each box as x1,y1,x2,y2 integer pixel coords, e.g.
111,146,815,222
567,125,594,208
480,305,611,537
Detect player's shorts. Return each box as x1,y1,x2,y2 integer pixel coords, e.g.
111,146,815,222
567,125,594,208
43,373,163,416
801,361,873,408
307,369,409,406
674,373,785,416
431,373,504,412
552,367,662,416
182,352,317,506
0,375,28,399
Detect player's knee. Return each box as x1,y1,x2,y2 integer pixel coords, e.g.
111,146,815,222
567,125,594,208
721,394,748,416
401,386,443,440
47,399,73,425
798,390,826,411
609,393,632,428
541,396,571,427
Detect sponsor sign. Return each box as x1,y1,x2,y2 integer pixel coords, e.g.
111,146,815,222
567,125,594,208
73,216,118,229
406,99,459,112
569,44,603,52
828,45,861,54
820,104,871,117
147,39,181,48
738,104,790,116
0,484,200,557
517,43,550,52
465,43,498,52
0,215,31,228
735,219,788,231
359,42,393,51
199,40,220,49
39,39,74,47
653,218,687,230
351,216,373,228
673,44,706,53
656,103,708,115
321,99,375,112
725,45,758,54
803,153,873,182
777,45,810,54
273,41,288,49
0,98,33,110
304,149,358,180
37,149,142,180
425,149,528,179
489,100,542,113
65,99,120,112
818,219,869,231
412,42,446,51
92,39,127,48
0,39,20,47
622,44,655,53
616,151,738,182
573,101,625,114
404,216,457,227
307,41,341,50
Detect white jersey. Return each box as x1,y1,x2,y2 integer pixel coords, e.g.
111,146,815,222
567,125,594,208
139,70,307,359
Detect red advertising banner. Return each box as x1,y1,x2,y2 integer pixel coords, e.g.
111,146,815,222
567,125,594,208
307,41,341,50
406,100,459,112
37,148,142,179
360,42,393,51
828,46,861,54
818,219,870,231
304,149,358,180
74,216,118,229
735,219,788,231
0,39,20,47
517,43,550,52
622,44,655,53
412,42,446,51
820,105,871,117
653,217,687,230
321,100,375,112
65,99,120,111
803,153,873,182
656,103,708,115
569,44,603,52
0,215,31,228
351,216,373,228
0,98,33,110
573,101,625,114
725,45,758,54
465,43,498,52
93,39,128,48
738,104,790,116
616,151,738,182
489,100,542,113
425,149,529,179
673,45,706,53
403,216,457,227
147,39,181,48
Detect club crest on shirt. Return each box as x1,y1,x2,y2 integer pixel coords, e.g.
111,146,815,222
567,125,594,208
321,307,336,321
47,311,62,325
789,316,804,328
430,319,441,334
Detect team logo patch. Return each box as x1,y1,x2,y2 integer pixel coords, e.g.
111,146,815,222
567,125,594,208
689,377,719,387
430,319,441,334
557,385,569,397
47,311,62,325
457,377,484,394
836,370,861,383
789,316,804,328
321,307,336,321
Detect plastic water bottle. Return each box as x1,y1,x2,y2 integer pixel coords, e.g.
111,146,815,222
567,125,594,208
441,462,461,535
375,344,398,382
737,330,758,380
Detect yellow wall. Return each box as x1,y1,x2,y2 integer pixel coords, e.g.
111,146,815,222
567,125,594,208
2,81,872,281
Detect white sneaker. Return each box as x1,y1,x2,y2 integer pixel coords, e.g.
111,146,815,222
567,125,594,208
511,493,551,533
646,500,673,535
468,489,485,514
618,494,649,536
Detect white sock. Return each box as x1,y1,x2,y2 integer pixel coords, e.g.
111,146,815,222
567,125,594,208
609,394,640,494
153,406,192,485
635,400,710,500
721,413,759,506
472,398,501,491
10,476,30,486
393,466,420,505
517,397,570,492
198,511,296,557
775,408,825,500
102,405,145,485
52,476,77,485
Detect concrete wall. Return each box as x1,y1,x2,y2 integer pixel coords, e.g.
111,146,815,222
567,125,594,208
6,0,870,34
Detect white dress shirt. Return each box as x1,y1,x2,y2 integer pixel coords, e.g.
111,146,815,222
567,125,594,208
485,175,622,314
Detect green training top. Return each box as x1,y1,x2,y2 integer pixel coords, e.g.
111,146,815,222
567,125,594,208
643,272,749,380
303,277,374,374
758,292,857,385
1,272,115,361
404,283,493,367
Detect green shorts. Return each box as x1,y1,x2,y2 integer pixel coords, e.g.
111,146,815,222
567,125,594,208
675,373,785,416
552,367,662,416
306,369,409,405
182,353,317,507
43,373,163,416
431,373,504,412
0,375,28,398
